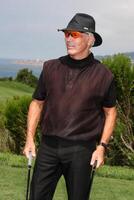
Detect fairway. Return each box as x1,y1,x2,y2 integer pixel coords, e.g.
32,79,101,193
0,165,134,200
0,81,33,101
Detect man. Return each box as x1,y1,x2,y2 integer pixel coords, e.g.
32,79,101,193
23,13,117,200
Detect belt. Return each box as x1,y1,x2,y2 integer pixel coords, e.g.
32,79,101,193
42,135,96,148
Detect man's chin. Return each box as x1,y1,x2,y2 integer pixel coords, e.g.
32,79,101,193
67,49,76,56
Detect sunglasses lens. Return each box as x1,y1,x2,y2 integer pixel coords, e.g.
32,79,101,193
64,31,81,38
72,32,80,38
64,32,70,38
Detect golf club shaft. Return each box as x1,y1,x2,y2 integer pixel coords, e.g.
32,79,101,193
88,160,97,199
26,151,32,200
26,167,31,200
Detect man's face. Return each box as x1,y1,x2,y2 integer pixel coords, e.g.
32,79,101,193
64,31,94,59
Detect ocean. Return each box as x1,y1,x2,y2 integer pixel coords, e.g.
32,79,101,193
0,58,42,78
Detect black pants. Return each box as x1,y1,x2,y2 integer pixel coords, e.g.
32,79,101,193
30,136,96,200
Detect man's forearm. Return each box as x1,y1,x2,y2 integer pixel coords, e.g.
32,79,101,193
100,106,117,145
90,106,117,168
23,99,44,157
26,99,44,141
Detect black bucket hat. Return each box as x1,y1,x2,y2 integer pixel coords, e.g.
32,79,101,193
58,13,102,47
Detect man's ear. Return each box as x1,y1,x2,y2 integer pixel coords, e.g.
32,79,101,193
88,36,95,48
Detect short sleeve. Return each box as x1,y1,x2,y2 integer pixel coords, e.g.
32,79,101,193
102,79,116,107
32,69,47,100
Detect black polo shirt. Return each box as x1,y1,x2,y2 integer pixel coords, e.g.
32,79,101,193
33,53,116,142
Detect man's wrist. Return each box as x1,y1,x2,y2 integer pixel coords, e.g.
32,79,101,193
26,132,35,141
99,142,108,150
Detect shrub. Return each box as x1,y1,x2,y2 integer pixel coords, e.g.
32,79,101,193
102,54,134,166
0,102,13,152
4,96,40,154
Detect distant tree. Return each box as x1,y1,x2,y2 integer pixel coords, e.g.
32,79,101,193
16,68,38,87
102,54,134,166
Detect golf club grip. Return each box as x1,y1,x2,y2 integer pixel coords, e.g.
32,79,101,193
28,151,32,167
92,160,97,170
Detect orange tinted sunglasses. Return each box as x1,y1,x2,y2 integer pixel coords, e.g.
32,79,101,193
64,31,82,38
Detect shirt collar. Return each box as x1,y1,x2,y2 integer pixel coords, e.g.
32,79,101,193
59,53,95,69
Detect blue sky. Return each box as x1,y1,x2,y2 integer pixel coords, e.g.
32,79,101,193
0,0,134,59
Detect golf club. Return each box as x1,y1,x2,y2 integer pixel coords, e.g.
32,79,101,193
88,160,97,199
26,151,32,200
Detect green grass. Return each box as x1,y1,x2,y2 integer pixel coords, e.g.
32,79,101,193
0,153,134,200
91,176,134,200
0,80,33,101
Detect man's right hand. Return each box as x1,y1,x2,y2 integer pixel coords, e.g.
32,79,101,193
23,138,36,159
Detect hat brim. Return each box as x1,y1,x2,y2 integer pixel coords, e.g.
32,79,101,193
58,28,102,47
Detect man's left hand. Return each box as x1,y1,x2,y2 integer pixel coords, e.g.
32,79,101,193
90,145,105,168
